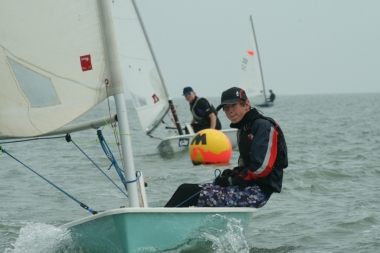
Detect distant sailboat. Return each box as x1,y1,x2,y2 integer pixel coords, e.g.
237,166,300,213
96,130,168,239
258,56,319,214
240,15,273,108
112,0,177,136
113,0,237,153
0,0,255,252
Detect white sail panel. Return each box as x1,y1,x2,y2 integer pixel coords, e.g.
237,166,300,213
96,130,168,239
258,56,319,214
239,19,264,98
0,0,111,138
111,0,169,133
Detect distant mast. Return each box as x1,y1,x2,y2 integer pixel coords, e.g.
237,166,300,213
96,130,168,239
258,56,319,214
249,15,268,101
130,0,184,135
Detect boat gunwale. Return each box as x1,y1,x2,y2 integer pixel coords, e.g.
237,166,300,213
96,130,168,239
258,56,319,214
61,207,257,228
158,128,237,142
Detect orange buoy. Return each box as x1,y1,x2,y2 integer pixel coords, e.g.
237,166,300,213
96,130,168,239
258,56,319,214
189,129,232,165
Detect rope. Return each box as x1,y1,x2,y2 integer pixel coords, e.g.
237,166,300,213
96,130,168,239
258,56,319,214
147,134,163,140
67,135,129,198
0,114,141,213
103,82,127,171
96,130,141,185
97,130,127,185
2,148,98,215
1,132,133,213
214,169,222,178
175,190,202,208
103,117,129,136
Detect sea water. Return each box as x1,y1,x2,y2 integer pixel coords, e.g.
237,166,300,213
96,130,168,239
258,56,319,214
1,93,380,252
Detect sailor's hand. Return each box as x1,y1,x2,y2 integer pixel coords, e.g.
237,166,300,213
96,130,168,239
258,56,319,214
221,169,233,177
230,175,245,186
233,166,246,173
214,176,231,187
221,168,239,177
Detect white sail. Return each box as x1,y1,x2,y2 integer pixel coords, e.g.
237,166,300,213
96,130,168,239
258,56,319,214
0,2,256,251
0,1,114,139
111,0,169,133
239,16,265,99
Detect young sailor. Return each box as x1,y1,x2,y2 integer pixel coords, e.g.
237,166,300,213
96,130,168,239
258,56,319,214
182,86,221,133
166,87,287,208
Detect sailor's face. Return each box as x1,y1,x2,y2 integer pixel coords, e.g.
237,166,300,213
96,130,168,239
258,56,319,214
184,92,195,102
223,100,249,123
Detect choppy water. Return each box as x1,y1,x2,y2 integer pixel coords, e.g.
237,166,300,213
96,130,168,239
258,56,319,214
1,93,380,252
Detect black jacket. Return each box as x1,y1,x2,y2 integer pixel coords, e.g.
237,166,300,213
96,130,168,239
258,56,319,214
230,108,283,196
190,96,221,128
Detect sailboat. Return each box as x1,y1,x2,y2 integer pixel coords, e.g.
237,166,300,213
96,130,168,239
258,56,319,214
0,1,256,252
112,0,237,154
240,15,273,108
157,126,238,154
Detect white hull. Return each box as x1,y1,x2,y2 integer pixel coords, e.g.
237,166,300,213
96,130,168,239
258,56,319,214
157,128,237,154
62,207,256,252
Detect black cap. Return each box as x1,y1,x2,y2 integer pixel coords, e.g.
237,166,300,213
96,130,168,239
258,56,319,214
216,87,248,111
182,87,194,96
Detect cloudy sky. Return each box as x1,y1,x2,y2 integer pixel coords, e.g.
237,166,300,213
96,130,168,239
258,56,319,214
135,0,380,98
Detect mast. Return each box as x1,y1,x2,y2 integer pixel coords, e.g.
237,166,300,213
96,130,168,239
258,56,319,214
249,15,268,102
98,0,140,207
130,0,184,135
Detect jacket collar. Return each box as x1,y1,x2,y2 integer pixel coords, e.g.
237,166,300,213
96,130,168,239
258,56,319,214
230,108,260,129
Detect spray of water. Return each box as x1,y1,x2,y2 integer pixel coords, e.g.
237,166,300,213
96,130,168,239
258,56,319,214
200,214,250,253
5,222,75,253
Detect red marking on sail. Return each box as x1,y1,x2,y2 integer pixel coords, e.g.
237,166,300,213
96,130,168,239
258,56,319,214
152,94,159,103
80,55,92,71
247,50,254,56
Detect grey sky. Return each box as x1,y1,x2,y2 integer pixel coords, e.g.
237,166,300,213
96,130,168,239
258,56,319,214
136,0,380,98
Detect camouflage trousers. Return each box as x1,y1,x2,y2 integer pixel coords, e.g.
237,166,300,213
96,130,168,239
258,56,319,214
197,183,268,208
